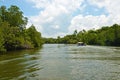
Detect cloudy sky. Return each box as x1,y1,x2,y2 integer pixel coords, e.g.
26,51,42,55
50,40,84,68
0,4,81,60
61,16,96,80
1,0,120,38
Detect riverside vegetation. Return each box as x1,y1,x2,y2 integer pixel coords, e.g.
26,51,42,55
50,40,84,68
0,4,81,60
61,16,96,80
44,24,120,46
0,5,43,52
0,5,120,52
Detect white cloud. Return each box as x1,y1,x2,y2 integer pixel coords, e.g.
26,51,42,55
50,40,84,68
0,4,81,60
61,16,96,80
28,0,84,23
88,0,120,16
26,0,120,37
68,15,120,34
43,32,68,38
68,15,109,33
28,0,84,11
68,0,120,33
52,25,60,29
26,19,43,32
27,0,84,37
27,0,51,9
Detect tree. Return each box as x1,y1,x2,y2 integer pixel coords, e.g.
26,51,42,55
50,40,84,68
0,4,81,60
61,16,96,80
43,24,120,46
27,25,43,47
0,20,5,52
112,24,120,46
0,5,43,52
0,6,7,21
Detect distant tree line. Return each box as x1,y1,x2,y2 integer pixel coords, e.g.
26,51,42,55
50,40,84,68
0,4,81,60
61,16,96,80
43,24,120,46
0,5,43,52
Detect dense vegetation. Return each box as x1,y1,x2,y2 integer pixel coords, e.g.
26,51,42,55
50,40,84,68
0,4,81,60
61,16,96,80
44,24,120,46
0,5,120,52
0,5,43,52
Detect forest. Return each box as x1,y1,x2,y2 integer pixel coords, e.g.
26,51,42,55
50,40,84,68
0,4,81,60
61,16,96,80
0,5,43,52
0,5,120,52
44,24,120,46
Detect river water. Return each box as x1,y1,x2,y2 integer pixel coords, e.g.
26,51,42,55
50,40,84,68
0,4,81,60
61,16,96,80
0,44,120,80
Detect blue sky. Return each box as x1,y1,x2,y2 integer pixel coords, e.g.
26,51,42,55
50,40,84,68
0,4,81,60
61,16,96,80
0,0,120,38
0,0,40,16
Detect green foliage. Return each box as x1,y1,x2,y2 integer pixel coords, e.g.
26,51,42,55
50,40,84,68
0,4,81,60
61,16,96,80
44,24,120,46
0,5,27,28
0,28,6,52
0,5,43,52
26,25,43,47
0,18,5,52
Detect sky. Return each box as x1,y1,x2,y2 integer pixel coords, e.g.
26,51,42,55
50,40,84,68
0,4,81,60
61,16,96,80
1,0,120,38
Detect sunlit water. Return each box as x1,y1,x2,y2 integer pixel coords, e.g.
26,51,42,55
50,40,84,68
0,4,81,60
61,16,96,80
0,44,120,80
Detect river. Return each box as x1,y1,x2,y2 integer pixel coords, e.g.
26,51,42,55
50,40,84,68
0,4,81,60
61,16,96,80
0,44,120,80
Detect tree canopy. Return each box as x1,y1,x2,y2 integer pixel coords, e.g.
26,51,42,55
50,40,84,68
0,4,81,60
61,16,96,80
0,5,43,52
44,24,120,46
0,5,120,52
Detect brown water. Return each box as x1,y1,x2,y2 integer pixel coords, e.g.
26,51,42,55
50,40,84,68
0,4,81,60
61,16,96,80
0,44,120,80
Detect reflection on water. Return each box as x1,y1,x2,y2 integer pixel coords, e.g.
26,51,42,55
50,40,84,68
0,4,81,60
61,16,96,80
0,44,120,80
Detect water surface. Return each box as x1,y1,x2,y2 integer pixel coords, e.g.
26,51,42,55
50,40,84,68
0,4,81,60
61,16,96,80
0,44,120,80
